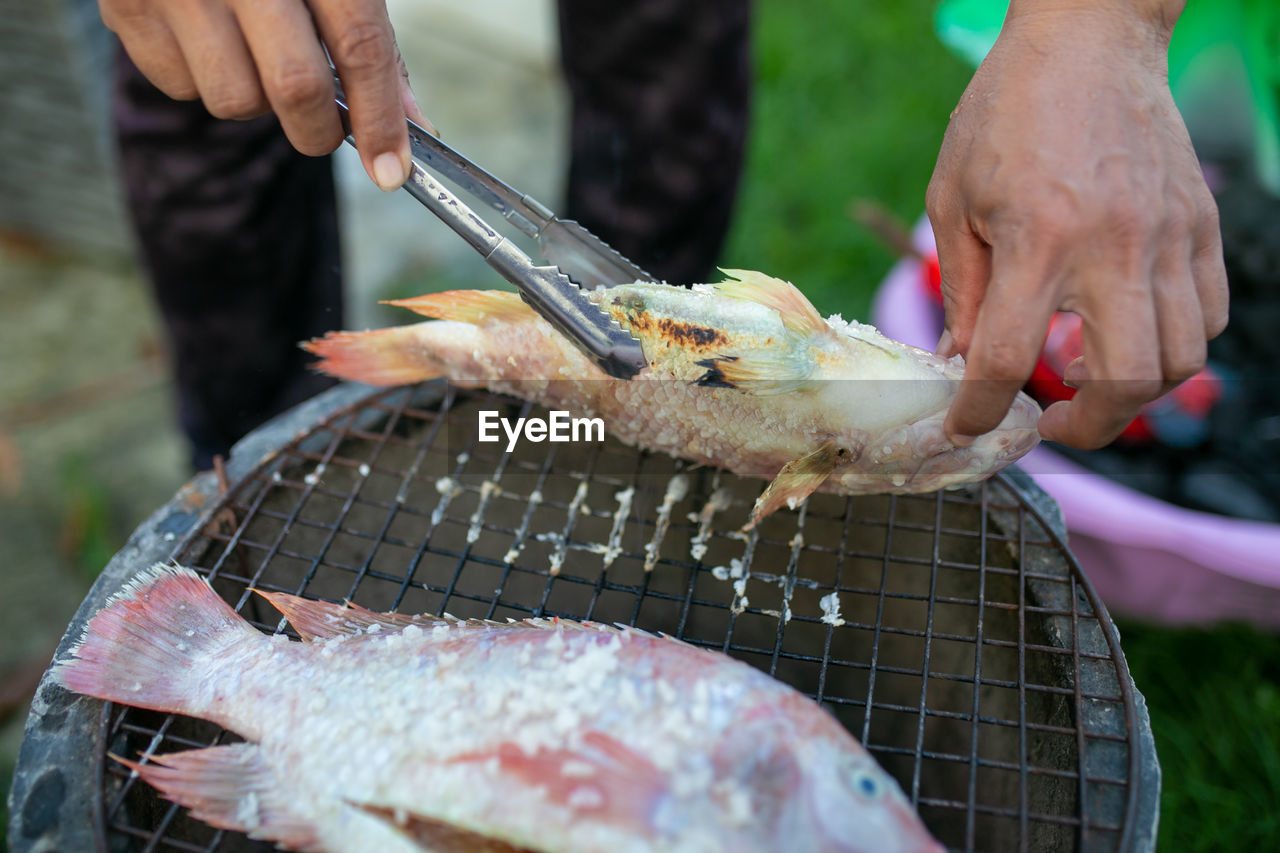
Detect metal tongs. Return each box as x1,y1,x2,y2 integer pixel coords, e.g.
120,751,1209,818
331,74,655,379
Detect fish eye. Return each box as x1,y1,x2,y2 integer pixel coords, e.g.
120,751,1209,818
845,766,884,800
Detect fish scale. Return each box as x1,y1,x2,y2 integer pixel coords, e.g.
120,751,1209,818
54,565,943,853
305,270,1041,526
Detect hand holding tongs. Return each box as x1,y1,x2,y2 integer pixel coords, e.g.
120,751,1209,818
331,73,656,379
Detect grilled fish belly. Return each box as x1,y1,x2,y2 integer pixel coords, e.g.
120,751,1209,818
305,270,1041,524
54,566,944,853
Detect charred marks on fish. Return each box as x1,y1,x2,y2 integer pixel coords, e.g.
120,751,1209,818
694,357,739,390
616,303,729,353
655,319,727,349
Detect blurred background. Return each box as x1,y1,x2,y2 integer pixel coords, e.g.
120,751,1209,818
1,0,1277,850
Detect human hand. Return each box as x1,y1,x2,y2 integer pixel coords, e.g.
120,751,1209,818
925,0,1228,450
101,0,432,191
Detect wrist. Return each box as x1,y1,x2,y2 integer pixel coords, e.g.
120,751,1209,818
1005,0,1184,47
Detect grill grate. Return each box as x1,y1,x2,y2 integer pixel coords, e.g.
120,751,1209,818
93,382,1144,853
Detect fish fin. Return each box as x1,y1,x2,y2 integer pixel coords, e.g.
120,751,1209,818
748,442,847,528
447,732,666,833
692,357,741,390
710,269,831,337
383,290,533,323
53,564,255,715
302,325,444,386
115,745,322,852
518,616,613,632
352,805,534,853
611,622,668,640
697,352,816,396
255,591,549,640
254,591,450,641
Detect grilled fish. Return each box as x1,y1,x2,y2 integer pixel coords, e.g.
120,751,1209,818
55,565,943,853
305,270,1040,525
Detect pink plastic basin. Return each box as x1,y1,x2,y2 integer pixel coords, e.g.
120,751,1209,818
872,220,1280,628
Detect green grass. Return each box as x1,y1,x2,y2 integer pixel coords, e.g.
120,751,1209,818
58,454,118,583
732,2,1280,849
723,0,971,320
1117,621,1280,850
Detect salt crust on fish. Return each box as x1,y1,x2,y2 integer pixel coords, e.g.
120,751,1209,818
54,564,943,853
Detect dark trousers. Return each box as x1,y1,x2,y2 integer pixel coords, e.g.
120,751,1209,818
113,1,751,470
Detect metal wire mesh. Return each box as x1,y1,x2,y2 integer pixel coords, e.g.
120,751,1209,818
94,382,1141,853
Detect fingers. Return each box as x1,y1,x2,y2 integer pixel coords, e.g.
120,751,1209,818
1038,271,1164,448
163,0,267,119
1039,187,1224,449
108,0,414,188
104,9,197,100
944,242,1057,444
1152,273,1207,391
309,0,410,190
234,0,343,155
934,227,990,359
1190,194,1229,340
926,178,990,358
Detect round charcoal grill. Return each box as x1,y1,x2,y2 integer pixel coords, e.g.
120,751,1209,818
11,382,1159,853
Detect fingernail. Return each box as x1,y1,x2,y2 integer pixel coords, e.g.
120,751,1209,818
372,152,406,192
935,329,955,358
948,432,976,448
407,101,439,137
1036,403,1064,444
1062,356,1086,389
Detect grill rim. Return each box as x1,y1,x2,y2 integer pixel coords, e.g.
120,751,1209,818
8,380,1160,853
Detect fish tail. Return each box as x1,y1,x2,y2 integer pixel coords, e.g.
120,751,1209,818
53,565,256,715
303,325,446,386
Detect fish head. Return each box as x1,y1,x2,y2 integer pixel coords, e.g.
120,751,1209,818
711,701,942,852
814,371,1041,496
806,326,1041,493
846,389,1041,493
783,739,946,853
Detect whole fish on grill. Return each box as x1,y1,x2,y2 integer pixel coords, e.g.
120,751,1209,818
55,565,943,853
306,270,1040,525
